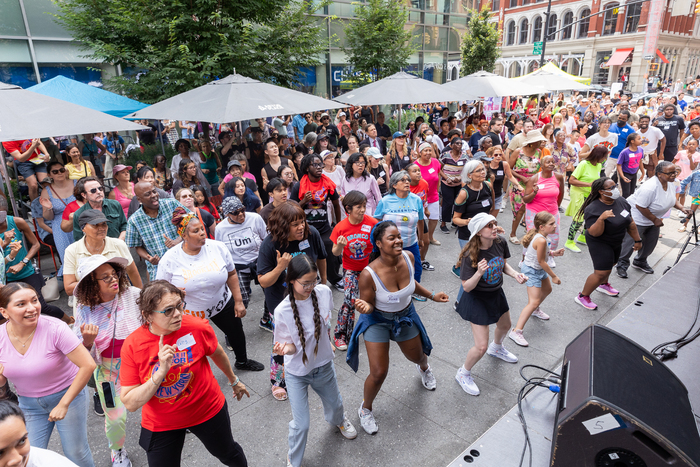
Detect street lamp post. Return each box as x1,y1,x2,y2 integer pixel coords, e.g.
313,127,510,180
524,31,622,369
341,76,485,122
539,0,553,68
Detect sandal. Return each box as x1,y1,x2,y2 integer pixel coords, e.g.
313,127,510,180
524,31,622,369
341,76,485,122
509,236,520,245
272,386,288,401
678,225,687,232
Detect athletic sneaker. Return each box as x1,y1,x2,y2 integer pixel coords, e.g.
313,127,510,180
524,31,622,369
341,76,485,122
111,449,131,467
632,262,654,274
440,225,450,234
509,329,529,347
333,280,345,292
412,293,427,302
337,412,358,439
486,342,518,363
334,337,348,351
575,293,598,310
93,392,104,416
455,367,480,395
67,295,74,307
259,319,274,333
532,307,550,320
421,261,435,271
616,266,628,279
416,364,436,390
564,240,581,253
596,283,619,296
576,234,587,245
358,402,378,434
451,265,461,278
453,301,458,311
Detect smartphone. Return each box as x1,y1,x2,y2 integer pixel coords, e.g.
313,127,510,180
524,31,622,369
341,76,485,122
101,381,116,409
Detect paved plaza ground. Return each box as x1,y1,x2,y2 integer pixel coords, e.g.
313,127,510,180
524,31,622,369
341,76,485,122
43,193,695,467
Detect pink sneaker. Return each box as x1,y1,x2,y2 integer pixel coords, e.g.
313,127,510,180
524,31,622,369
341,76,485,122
575,293,598,310
508,329,529,347
532,307,550,320
596,283,619,296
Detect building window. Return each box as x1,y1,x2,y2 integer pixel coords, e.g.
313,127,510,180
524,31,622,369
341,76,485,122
506,21,516,45
602,3,619,36
510,0,518,7
533,16,542,42
492,0,500,11
624,2,642,33
578,8,590,38
519,19,529,44
522,0,530,5
561,12,573,40
546,14,557,40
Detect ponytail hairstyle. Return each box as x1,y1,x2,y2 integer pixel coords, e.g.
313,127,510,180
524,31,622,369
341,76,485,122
577,177,611,219
368,220,397,263
625,132,637,149
521,212,555,247
285,254,321,366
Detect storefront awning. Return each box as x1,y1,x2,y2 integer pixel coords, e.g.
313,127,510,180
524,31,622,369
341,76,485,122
604,48,634,67
656,49,670,64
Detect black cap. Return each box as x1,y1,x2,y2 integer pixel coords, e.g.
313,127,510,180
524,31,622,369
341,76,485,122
79,209,108,230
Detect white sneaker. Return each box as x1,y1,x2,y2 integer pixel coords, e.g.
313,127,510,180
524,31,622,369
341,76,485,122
358,402,378,435
416,364,436,390
486,342,518,363
111,449,132,467
337,412,357,439
509,328,529,347
455,368,480,396
68,295,74,307
532,307,550,320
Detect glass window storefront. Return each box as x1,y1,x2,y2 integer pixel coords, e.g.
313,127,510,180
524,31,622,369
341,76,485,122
0,0,27,36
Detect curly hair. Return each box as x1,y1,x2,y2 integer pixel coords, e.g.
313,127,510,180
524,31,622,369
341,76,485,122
299,153,322,176
267,201,308,248
74,262,130,309
286,254,321,365
137,280,185,325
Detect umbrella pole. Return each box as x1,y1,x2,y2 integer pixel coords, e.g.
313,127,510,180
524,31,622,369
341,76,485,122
0,146,19,216
157,121,167,157
398,104,402,132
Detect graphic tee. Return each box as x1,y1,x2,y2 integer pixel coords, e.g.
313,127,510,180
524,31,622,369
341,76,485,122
373,193,425,247
331,215,378,271
459,236,511,293
214,212,268,266
291,177,339,235
617,147,644,175
120,315,224,432
2,140,41,162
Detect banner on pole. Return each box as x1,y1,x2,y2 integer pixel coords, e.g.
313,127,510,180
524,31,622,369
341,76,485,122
642,0,664,60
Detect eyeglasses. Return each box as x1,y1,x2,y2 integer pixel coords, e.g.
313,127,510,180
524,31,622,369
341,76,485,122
51,168,66,175
88,186,105,194
660,171,678,176
153,300,186,317
484,221,499,229
353,160,366,165
98,271,121,284
311,162,323,168
180,194,194,198
298,279,320,291
400,178,410,183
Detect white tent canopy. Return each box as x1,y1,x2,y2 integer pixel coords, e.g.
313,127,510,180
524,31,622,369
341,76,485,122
333,72,467,105
443,71,543,98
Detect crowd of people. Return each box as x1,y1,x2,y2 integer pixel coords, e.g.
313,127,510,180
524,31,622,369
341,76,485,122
0,87,698,467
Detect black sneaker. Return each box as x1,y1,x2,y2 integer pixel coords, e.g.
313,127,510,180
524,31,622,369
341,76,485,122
422,261,434,271
631,262,654,274
235,359,265,371
225,336,234,351
93,392,104,417
616,266,628,279
333,280,345,292
259,319,274,333
440,225,450,234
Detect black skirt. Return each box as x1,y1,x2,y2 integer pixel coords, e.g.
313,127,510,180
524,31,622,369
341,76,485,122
456,287,510,325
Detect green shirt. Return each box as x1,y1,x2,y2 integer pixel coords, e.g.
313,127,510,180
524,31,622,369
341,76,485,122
72,199,128,241
571,161,603,196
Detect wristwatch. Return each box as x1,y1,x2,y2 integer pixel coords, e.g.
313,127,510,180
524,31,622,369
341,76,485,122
21,258,29,265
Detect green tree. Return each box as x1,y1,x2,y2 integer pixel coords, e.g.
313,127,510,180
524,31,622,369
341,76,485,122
459,5,501,76
55,0,331,103
342,0,417,83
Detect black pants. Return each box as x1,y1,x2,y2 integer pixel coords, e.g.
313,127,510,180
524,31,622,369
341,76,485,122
620,172,637,198
617,224,660,269
321,231,343,285
663,145,678,162
11,272,63,320
139,401,247,467
210,298,247,363
441,183,461,224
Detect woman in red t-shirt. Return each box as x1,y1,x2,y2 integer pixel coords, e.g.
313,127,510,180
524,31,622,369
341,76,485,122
119,281,250,467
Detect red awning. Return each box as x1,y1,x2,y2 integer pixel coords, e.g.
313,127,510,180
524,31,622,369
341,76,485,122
656,49,669,64
604,48,634,67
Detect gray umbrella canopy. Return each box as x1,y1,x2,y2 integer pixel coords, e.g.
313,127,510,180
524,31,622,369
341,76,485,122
513,70,590,92
127,74,346,123
443,70,543,98
0,82,147,142
333,71,467,105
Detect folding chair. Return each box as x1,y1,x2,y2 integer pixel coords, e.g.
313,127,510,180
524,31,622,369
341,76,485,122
31,217,60,272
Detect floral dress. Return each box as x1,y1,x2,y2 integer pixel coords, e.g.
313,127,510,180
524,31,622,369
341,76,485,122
548,142,574,174
509,149,541,213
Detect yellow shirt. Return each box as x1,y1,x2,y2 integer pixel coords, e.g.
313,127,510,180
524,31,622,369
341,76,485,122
65,161,92,180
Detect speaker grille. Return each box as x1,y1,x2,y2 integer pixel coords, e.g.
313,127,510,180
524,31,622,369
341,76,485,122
591,326,700,463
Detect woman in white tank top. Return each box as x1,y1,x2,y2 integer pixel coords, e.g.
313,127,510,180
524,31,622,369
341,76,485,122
347,221,448,435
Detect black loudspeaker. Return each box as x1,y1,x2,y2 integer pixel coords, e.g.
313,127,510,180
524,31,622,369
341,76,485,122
551,324,700,467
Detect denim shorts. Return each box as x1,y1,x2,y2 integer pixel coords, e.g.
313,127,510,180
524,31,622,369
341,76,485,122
521,264,548,288
494,194,504,210
16,160,47,179
363,309,420,343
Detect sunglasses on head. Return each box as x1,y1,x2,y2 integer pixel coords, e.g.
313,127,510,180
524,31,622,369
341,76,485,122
51,168,66,175
88,186,105,194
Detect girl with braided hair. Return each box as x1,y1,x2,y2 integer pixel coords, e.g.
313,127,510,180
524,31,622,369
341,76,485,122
273,254,357,467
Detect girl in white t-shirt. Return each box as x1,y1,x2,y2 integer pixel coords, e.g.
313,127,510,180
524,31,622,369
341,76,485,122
273,254,357,467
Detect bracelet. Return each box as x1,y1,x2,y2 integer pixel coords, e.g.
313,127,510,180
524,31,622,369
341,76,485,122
634,240,642,243
429,292,435,301
228,376,240,387
150,377,161,387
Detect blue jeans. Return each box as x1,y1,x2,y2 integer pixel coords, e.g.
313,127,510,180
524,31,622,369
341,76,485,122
19,386,95,467
457,238,468,302
286,361,345,467
404,241,422,283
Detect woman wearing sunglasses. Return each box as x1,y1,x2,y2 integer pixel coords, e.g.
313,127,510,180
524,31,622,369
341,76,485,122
73,255,142,467
120,281,250,467
63,144,96,180
155,207,263,372
38,161,76,276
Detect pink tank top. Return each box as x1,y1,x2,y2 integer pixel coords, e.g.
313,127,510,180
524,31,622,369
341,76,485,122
527,174,559,215
113,183,133,217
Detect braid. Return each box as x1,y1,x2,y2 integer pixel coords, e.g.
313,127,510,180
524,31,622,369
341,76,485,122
289,293,309,365
310,290,321,358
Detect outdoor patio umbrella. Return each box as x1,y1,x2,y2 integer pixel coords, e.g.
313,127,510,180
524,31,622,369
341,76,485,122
442,70,543,98
513,70,590,92
126,73,346,122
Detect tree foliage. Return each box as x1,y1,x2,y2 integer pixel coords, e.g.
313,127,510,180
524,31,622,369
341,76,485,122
55,0,331,103
459,5,501,77
342,0,417,83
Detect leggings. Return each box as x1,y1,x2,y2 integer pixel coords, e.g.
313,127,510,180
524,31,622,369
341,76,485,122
138,401,247,467
568,220,583,241
209,298,248,363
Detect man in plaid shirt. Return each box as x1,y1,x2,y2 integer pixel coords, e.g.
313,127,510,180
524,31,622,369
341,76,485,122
126,182,189,279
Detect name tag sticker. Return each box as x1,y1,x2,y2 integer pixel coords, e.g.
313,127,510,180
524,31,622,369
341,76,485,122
403,156,410,161
379,171,386,177
176,333,196,351
482,199,490,207
457,161,464,166
620,209,629,217
387,294,400,303
582,413,622,436
299,239,310,250
361,224,372,232
428,168,436,174
497,170,504,176
537,183,546,189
